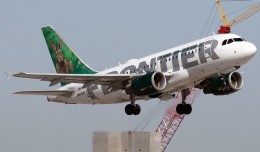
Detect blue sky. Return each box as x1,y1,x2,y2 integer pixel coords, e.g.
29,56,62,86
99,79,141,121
1,0,260,151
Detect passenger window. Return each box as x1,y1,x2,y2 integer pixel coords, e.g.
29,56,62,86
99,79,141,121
234,38,243,42
222,40,227,45
227,39,234,44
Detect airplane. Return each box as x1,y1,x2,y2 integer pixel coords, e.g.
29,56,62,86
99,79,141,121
11,25,257,115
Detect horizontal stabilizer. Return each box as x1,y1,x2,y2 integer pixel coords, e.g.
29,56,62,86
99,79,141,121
14,90,73,96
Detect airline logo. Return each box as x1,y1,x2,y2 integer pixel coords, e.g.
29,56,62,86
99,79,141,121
117,39,219,74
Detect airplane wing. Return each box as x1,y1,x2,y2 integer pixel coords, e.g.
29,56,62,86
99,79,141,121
12,72,135,88
12,72,173,88
14,90,73,96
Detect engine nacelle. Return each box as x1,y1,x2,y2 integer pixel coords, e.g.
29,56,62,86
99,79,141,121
131,72,166,96
203,72,243,95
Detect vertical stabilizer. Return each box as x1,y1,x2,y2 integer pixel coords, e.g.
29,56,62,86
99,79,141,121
42,26,97,75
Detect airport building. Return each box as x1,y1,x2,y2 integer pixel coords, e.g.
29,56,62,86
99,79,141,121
93,131,161,152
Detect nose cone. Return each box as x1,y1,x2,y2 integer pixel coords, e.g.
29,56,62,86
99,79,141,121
244,42,257,60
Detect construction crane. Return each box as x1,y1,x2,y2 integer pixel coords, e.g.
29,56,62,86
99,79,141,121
216,0,260,34
155,88,200,152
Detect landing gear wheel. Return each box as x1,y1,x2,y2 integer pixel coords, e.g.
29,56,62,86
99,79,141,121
176,104,185,115
125,104,133,115
176,103,192,115
184,104,192,115
125,104,141,115
125,93,142,115
133,104,141,115
176,88,193,115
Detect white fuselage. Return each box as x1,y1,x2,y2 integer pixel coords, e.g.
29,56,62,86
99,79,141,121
48,33,256,104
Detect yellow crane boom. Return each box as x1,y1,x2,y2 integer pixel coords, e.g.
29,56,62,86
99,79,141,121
216,0,230,27
215,0,260,34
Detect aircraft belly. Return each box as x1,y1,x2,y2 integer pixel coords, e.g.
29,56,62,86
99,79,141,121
166,70,191,91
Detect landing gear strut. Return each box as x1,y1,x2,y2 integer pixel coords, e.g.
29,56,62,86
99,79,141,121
125,95,141,115
176,89,192,115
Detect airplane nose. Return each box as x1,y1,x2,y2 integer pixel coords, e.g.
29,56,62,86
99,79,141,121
244,42,257,59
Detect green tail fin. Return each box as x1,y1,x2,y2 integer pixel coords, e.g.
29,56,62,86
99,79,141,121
42,26,97,75
42,26,97,86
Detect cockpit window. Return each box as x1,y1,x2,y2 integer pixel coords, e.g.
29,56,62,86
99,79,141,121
222,37,245,46
234,38,243,42
227,39,234,44
222,40,227,45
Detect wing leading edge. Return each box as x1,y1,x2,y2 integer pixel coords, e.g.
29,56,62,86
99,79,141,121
14,90,73,96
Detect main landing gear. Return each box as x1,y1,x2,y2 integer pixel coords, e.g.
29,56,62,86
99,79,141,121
176,89,192,115
125,95,141,115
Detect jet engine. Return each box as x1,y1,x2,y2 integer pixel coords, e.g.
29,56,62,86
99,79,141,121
203,72,243,95
131,72,166,96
